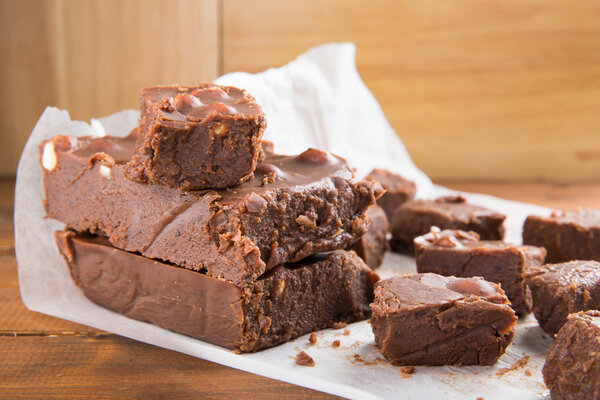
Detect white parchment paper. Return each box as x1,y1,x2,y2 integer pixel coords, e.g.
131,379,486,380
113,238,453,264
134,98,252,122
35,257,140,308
16,43,553,399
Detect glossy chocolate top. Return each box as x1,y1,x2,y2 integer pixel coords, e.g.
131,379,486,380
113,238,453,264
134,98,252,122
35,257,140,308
374,273,502,310
529,260,600,287
143,83,263,123
543,210,600,229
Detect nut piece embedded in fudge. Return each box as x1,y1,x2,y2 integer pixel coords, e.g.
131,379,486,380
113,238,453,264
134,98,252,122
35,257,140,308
365,169,416,220
41,133,382,284
390,195,505,254
55,231,379,352
543,310,600,400
125,83,266,190
527,260,600,335
523,210,600,263
370,273,516,366
414,228,546,315
349,205,389,269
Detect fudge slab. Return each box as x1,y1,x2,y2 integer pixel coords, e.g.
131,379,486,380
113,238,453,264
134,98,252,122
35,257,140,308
527,260,600,335
523,210,600,263
349,205,389,269
543,310,600,400
390,195,505,254
415,228,546,315
370,273,516,366
41,133,381,284
125,83,266,190
365,169,416,220
55,231,379,352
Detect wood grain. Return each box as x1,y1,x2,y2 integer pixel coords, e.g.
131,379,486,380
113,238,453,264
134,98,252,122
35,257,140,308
0,0,219,175
222,0,600,182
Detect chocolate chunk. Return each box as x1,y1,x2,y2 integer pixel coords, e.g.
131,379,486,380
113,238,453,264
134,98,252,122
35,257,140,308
523,210,600,263
527,260,600,335
370,273,516,366
543,310,600,400
390,195,505,254
125,83,266,190
295,351,315,367
55,231,379,352
415,228,546,314
349,205,389,269
41,132,381,284
365,169,416,220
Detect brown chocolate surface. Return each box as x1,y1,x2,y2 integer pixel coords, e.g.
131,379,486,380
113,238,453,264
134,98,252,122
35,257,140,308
349,205,389,269
543,310,600,400
365,169,416,220
126,83,266,190
415,228,546,314
55,231,379,352
370,273,516,366
523,210,600,263
527,260,600,335
41,132,381,285
390,195,506,254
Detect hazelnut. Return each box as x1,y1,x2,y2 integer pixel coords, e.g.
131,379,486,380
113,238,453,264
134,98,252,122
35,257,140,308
42,141,57,171
99,165,111,178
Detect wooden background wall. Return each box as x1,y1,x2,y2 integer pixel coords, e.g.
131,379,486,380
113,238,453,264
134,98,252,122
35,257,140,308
2,0,599,182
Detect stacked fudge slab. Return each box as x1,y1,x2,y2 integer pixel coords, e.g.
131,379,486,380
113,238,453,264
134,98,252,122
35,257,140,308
370,273,517,366
523,209,600,263
42,84,382,352
415,228,546,315
390,195,505,254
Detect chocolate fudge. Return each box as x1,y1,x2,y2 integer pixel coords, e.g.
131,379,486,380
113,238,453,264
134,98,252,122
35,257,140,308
125,83,266,190
55,231,378,352
390,195,505,254
527,260,600,335
365,169,416,220
370,273,516,366
41,133,381,284
349,205,389,269
414,228,546,314
543,310,600,400
523,210,600,263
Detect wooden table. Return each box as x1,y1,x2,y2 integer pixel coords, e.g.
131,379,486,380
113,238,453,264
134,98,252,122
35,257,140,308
2,178,598,399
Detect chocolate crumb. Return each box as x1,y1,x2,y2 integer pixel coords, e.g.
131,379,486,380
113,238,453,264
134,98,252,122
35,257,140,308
295,351,315,367
309,332,317,345
524,369,532,377
343,329,350,336
400,366,415,374
476,397,485,400
496,355,530,376
232,349,242,355
332,321,347,329
332,340,341,348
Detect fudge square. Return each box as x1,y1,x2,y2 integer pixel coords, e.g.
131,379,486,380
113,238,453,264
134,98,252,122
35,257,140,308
543,310,600,400
41,133,381,284
125,83,266,190
370,273,516,366
390,195,505,254
55,231,379,353
527,260,600,335
414,228,546,315
365,169,416,220
349,205,389,269
523,209,600,263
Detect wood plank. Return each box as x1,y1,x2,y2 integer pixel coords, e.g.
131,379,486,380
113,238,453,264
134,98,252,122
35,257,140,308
0,0,219,175
222,0,600,182
0,336,339,399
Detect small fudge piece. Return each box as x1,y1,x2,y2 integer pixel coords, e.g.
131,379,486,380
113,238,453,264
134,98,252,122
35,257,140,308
365,169,416,220
370,273,516,366
349,205,389,269
41,133,381,284
414,228,546,314
390,195,505,254
523,210,600,263
125,83,266,190
527,260,600,335
55,231,379,353
543,310,600,400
